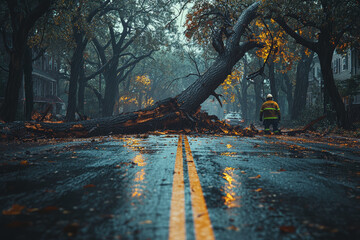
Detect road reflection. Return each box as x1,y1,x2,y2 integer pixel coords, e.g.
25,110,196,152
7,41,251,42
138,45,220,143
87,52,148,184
130,152,147,202
222,167,241,208
120,137,148,201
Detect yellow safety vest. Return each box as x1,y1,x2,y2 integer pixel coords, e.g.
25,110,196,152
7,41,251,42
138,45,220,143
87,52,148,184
260,100,281,120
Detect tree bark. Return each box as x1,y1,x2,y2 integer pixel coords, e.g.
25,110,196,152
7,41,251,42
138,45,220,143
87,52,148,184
102,65,119,116
283,73,293,117
318,45,351,128
24,45,34,121
268,60,278,102
0,50,24,122
292,49,313,120
254,77,263,121
65,29,87,122
77,62,85,114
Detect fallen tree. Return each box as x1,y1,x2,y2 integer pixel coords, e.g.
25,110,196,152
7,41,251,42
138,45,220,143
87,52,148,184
1,2,263,139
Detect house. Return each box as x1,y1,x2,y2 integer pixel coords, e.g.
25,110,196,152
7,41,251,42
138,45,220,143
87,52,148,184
331,48,360,106
308,48,360,121
23,52,65,115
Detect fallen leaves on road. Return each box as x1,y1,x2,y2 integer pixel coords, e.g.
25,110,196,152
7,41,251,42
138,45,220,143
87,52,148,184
139,220,152,224
6,221,33,228
83,184,96,188
63,222,80,237
2,204,26,215
220,152,237,157
254,188,263,192
226,144,232,149
227,225,240,231
27,208,39,213
39,206,59,213
279,225,296,233
249,174,261,179
20,160,29,165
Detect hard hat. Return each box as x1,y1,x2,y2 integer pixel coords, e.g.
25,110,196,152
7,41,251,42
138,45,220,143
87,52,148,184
266,94,273,99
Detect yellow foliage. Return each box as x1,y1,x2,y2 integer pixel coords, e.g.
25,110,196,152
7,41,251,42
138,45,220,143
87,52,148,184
136,75,151,86
253,18,300,71
119,96,138,105
143,98,154,108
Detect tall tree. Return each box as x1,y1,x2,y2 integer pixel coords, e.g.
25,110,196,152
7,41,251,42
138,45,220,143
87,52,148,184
264,0,360,128
292,47,314,120
0,0,50,122
62,0,111,122
177,2,263,112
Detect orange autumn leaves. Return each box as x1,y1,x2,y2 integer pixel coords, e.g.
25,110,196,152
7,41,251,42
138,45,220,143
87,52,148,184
185,2,306,73
2,204,59,215
2,204,25,215
252,19,300,73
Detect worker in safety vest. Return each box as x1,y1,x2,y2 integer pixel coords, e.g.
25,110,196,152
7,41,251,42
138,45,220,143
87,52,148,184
260,94,281,134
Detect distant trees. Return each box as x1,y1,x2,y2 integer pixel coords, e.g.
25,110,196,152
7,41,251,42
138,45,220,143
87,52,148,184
59,0,186,120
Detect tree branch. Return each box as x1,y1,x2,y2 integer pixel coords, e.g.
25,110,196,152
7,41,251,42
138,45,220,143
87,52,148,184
229,1,260,49
117,50,154,73
188,53,202,76
32,47,46,62
86,0,110,22
22,0,51,36
274,17,318,52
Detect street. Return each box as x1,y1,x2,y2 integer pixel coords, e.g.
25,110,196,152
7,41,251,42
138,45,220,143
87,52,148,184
0,134,359,239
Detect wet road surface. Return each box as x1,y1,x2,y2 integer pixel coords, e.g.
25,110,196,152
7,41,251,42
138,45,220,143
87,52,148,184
0,134,359,239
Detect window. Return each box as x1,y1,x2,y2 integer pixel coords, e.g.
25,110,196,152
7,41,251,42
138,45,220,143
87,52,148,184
49,57,53,70
342,55,348,70
333,59,338,74
43,57,46,71
317,67,321,78
353,94,360,104
49,82,53,95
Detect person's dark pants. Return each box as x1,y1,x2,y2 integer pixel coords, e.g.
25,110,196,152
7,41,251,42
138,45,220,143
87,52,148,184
263,119,279,134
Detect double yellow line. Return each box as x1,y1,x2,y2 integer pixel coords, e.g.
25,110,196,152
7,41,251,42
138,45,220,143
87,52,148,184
169,135,215,240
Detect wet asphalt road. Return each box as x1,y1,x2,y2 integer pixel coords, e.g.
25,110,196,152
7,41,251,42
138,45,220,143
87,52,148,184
0,134,359,240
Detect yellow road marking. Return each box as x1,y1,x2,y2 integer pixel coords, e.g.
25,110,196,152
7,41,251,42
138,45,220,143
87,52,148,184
169,135,186,240
184,135,215,240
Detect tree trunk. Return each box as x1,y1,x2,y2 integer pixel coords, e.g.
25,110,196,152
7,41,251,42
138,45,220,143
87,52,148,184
0,0,50,122
254,77,263,121
177,50,253,113
77,62,85,114
292,49,313,120
283,74,293,117
24,45,34,121
102,69,118,117
65,30,87,122
268,61,278,101
318,46,351,129
0,50,24,122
